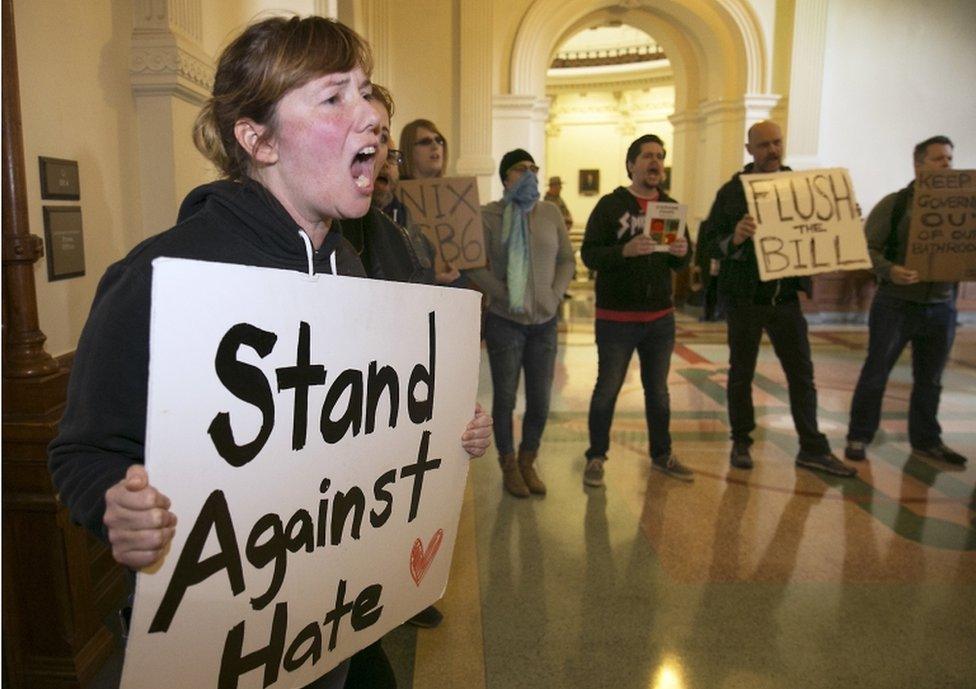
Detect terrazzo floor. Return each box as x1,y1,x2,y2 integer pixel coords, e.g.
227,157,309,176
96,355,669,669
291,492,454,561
391,293,976,689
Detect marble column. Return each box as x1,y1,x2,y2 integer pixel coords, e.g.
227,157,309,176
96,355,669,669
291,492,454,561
455,0,495,202
129,0,213,238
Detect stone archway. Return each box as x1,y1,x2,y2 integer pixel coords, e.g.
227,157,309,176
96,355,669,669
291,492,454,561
495,0,779,219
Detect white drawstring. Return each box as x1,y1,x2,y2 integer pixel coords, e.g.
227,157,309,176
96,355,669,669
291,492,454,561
297,230,315,277
298,230,338,277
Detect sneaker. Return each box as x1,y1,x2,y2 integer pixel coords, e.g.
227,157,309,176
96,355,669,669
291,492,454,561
729,442,753,469
406,605,443,629
795,451,857,477
845,440,867,461
911,443,968,466
651,453,694,482
583,457,605,487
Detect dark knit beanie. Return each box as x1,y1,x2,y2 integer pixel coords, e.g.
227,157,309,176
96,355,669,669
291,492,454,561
499,149,535,182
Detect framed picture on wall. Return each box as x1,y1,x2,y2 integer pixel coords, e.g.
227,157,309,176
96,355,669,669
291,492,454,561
662,166,672,193
579,169,600,196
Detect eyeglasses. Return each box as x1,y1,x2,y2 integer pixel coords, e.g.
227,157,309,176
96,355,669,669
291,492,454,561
414,135,445,147
387,149,404,166
508,163,539,176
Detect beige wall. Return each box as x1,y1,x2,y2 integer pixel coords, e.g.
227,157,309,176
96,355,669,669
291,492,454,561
384,1,458,175
15,0,253,356
546,85,677,228
817,0,976,212
16,0,143,357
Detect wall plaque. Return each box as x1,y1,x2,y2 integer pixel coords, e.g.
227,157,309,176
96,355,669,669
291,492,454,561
39,157,80,200
43,206,86,281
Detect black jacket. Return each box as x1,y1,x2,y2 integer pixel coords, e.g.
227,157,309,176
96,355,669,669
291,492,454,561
48,179,366,539
340,205,431,284
581,186,690,312
703,163,811,302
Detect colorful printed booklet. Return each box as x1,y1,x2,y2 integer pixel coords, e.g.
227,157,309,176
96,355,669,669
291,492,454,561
644,202,687,251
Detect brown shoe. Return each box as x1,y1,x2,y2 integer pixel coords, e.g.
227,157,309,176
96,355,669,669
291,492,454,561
499,452,530,497
518,449,547,495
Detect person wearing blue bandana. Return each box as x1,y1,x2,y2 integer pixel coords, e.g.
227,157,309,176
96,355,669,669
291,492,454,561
464,149,575,497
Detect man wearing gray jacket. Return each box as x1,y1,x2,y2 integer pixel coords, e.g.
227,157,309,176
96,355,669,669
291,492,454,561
845,135,966,466
465,149,576,497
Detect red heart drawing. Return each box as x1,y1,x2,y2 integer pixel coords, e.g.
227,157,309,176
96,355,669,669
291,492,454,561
409,528,444,586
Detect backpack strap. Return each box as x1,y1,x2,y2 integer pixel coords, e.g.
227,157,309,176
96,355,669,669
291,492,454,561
884,181,913,262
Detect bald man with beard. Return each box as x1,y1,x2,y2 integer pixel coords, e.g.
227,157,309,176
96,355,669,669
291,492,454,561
703,120,857,478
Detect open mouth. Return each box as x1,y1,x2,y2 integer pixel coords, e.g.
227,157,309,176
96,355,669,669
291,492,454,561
352,145,377,191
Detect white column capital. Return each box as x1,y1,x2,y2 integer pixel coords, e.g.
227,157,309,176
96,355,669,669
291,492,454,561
130,0,212,105
668,109,702,130
132,0,202,42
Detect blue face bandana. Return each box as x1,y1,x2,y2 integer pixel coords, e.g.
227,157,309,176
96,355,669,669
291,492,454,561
501,170,540,313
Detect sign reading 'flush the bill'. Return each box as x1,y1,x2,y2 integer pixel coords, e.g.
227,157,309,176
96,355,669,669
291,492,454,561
742,168,871,281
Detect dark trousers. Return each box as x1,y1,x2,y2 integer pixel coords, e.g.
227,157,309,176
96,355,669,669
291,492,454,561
484,312,559,455
586,314,675,461
703,273,725,321
344,641,396,689
726,301,829,454
847,293,955,449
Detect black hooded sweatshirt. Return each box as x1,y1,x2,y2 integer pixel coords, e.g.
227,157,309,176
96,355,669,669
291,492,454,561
702,163,810,303
581,185,690,313
48,179,365,539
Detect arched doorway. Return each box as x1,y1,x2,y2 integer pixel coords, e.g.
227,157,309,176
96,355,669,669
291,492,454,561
494,0,779,223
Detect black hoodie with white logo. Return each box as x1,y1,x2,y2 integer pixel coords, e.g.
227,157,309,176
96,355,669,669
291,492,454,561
48,179,365,539
581,185,690,313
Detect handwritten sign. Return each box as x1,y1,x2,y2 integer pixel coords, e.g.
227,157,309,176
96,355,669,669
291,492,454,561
643,202,687,252
397,177,486,272
904,169,976,281
742,168,871,281
121,259,481,689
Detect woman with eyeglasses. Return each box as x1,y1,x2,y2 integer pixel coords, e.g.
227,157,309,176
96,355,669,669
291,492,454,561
398,119,463,286
399,119,447,181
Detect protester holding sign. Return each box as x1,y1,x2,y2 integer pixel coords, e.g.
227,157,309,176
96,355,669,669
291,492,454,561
399,118,463,285
704,120,856,477
845,135,967,466
464,149,575,497
48,17,490,689
580,134,694,488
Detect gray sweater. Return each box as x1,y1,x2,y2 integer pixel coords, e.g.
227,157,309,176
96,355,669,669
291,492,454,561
465,199,575,324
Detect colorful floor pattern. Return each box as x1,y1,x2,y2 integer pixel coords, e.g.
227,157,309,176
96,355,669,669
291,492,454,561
395,295,976,689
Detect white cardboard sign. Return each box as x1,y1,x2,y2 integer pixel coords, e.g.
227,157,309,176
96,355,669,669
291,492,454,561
121,258,481,689
742,168,871,281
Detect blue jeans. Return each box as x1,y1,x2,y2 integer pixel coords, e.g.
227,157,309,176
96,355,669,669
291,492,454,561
847,293,956,449
586,315,675,461
484,312,558,455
